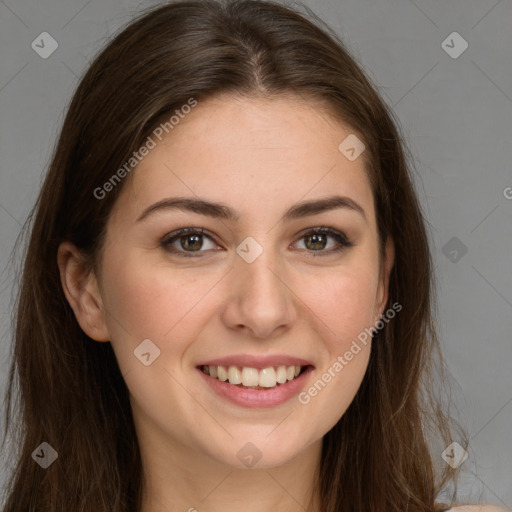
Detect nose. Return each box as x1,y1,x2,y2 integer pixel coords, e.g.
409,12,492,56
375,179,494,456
220,251,298,339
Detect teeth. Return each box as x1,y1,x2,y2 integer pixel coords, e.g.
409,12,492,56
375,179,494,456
228,366,242,385
203,364,304,389
259,367,276,388
217,365,228,381
276,365,287,384
241,367,259,387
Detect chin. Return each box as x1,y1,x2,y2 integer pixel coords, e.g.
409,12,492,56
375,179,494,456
203,430,316,470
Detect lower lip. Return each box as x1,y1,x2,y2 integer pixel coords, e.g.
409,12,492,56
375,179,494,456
197,366,314,408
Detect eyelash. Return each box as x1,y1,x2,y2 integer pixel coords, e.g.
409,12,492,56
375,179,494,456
160,227,354,258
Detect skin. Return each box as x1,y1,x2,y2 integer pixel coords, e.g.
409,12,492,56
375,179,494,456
57,92,396,512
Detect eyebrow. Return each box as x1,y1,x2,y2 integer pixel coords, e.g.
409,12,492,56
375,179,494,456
136,195,367,224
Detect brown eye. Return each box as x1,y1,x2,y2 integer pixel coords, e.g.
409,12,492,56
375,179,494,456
304,233,327,250
293,227,354,254
161,228,220,256
180,234,203,251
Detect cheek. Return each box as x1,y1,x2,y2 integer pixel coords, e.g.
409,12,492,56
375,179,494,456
296,267,376,429
297,263,379,351
98,253,221,369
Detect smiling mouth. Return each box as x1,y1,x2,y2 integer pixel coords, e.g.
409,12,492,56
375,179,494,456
199,364,310,389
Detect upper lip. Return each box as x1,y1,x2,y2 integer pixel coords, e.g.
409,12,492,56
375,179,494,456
197,355,314,369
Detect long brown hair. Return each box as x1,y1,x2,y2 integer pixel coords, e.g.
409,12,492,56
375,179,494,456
1,1,466,510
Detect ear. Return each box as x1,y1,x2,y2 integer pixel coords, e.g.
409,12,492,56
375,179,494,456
57,241,110,342
374,236,395,322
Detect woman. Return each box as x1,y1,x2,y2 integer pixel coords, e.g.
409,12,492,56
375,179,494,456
0,1,505,511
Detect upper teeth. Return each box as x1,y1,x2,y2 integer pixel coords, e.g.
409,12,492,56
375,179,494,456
202,365,302,388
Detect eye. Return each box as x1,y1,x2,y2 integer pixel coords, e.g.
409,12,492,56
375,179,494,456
161,228,221,256
160,226,353,258
292,227,354,254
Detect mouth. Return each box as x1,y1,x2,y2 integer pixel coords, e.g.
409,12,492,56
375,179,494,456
198,364,311,390
195,355,315,407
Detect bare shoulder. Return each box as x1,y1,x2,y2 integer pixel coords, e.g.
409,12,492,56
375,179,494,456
449,506,509,512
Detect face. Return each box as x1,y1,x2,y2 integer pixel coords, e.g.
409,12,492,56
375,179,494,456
61,93,394,470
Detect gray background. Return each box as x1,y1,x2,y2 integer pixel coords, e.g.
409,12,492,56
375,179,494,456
0,0,511,508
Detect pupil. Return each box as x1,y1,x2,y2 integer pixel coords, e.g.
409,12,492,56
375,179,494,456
181,234,202,251
306,233,326,250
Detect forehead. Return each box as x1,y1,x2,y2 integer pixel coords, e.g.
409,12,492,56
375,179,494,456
116,93,375,225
